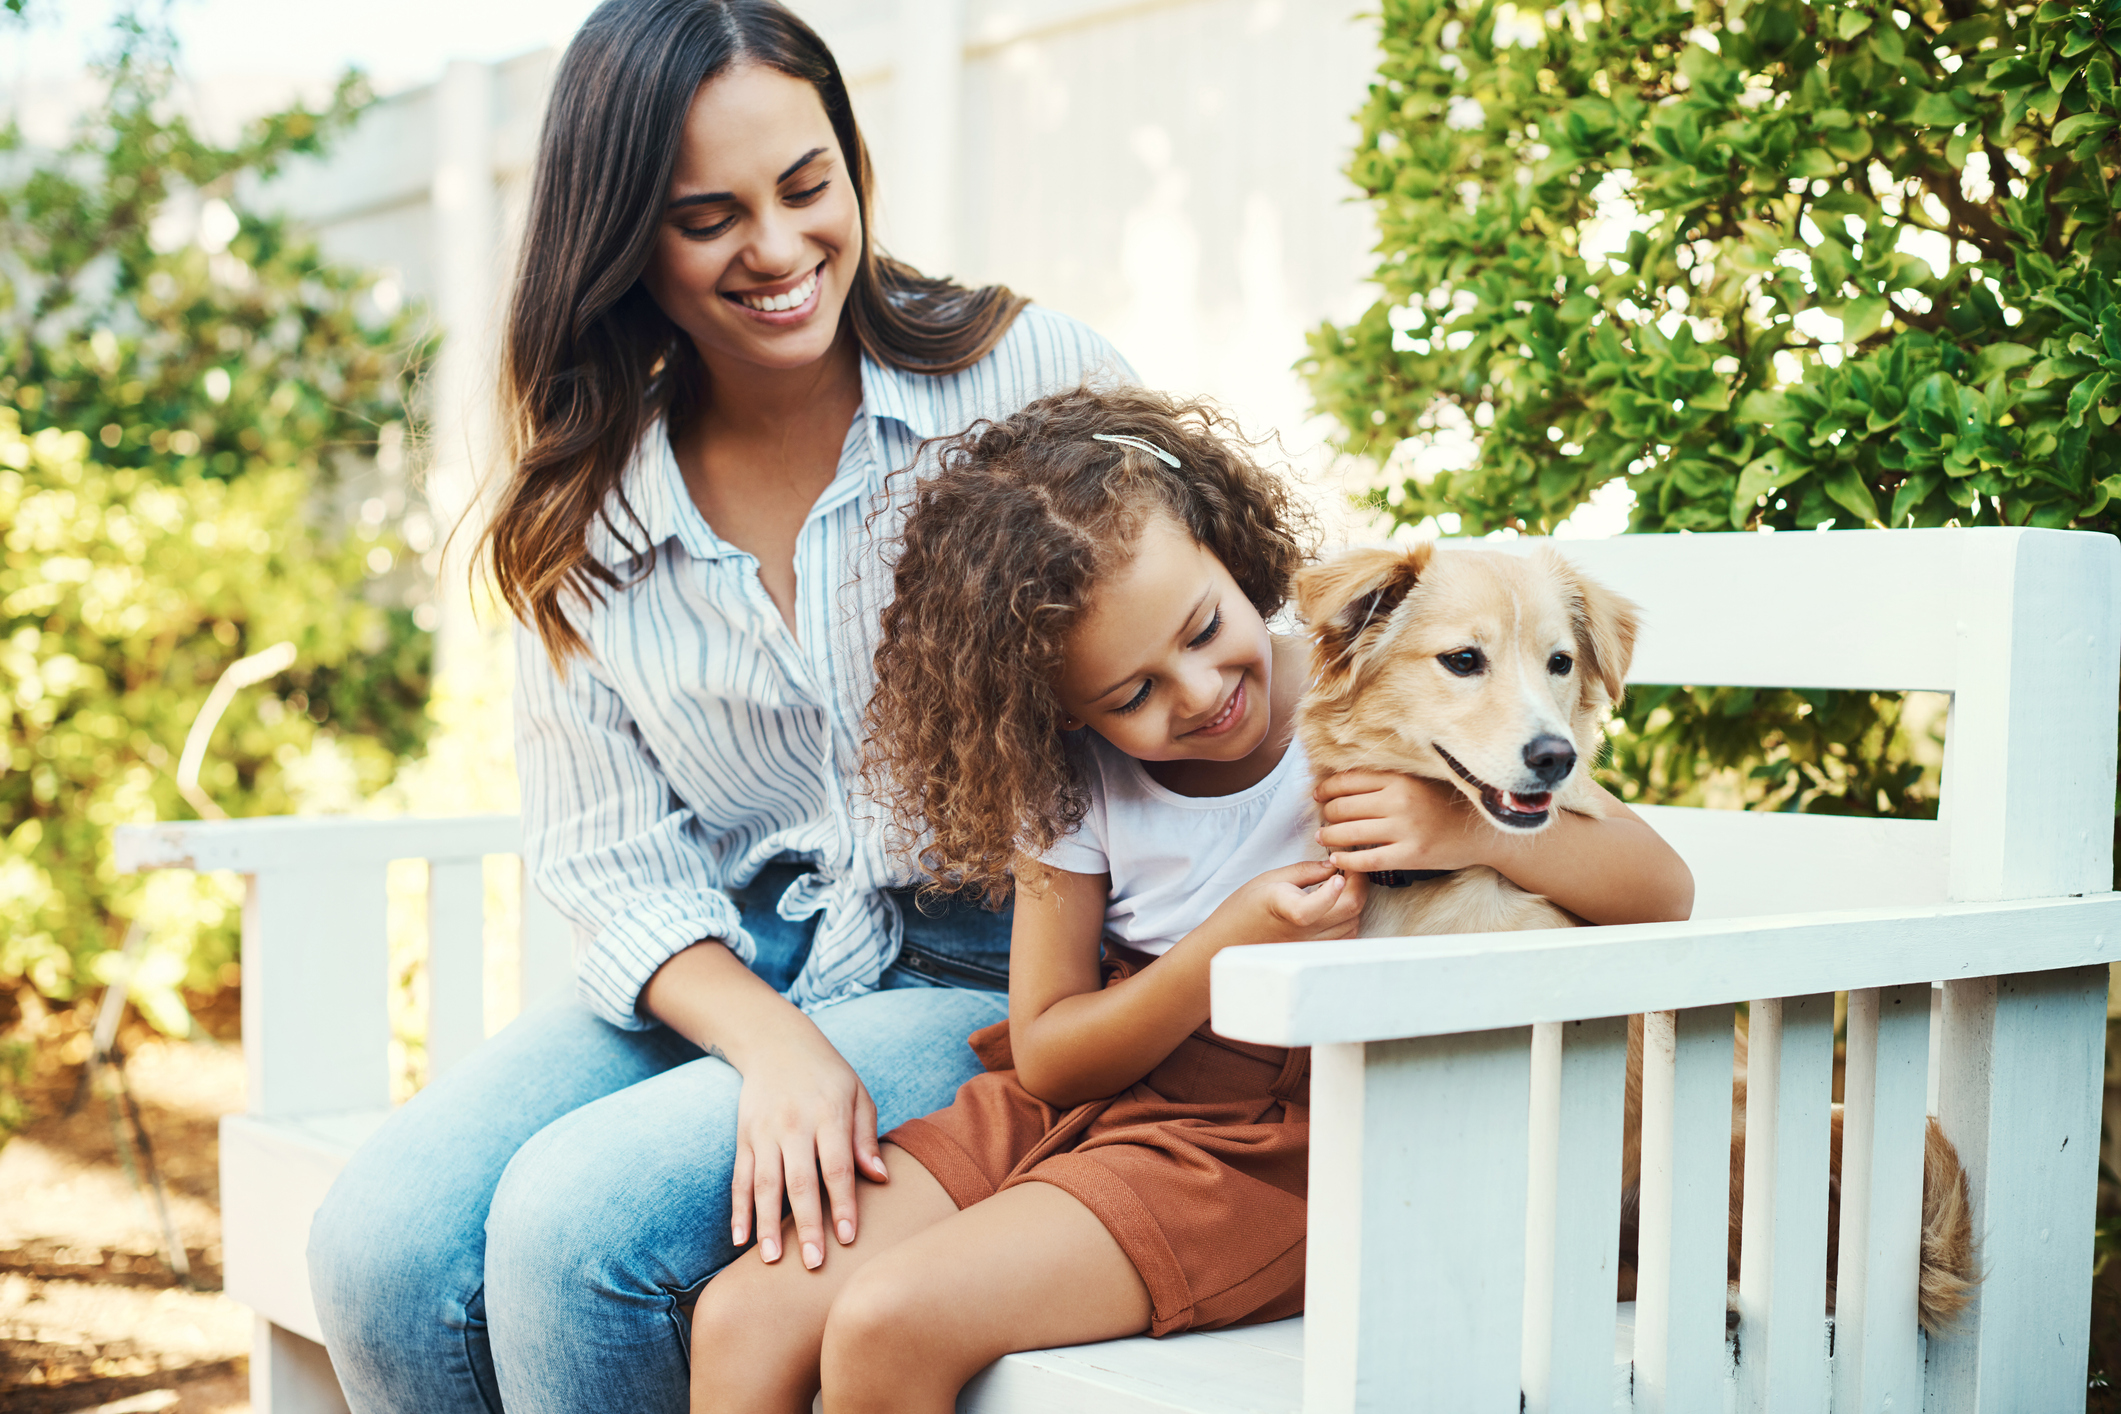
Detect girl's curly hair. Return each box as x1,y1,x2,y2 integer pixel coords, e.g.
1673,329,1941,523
861,384,1312,904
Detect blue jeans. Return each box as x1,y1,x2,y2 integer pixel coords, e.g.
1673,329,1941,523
307,866,1011,1414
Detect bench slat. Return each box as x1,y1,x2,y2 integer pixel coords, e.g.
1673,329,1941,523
1306,1032,1532,1413
1544,529,1971,692
1735,994,1834,1414
1928,967,2109,1412
1632,1007,1734,1413
1831,984,1930,1413
1632,807,1946,920
1210,894,2121,1047
1521,1017,1627,1414
246,863,391,1118
427,858,488,1080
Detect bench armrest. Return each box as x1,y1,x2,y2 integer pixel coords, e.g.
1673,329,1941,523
1209,893,2121,1046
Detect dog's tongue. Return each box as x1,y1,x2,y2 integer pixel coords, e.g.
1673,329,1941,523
1504,791,1551,814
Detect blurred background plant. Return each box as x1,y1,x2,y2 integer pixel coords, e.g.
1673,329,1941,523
1305,0,2121,1393
1,2,432,1131
1305,0,2120,833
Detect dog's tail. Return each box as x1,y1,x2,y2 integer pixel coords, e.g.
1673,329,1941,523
1916,1115,1979,1335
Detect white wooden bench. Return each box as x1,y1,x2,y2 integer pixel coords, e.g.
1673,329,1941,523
118,526,2121,1413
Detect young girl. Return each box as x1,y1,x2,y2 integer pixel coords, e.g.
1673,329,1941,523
686,386,1693,1414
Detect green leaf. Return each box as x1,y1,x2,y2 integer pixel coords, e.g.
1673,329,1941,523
1788,147,1842,179
1890,471,1942,525
1822,463,1881,524
1736,389,1795,422
2052,112,2117,146
1973,342,2039,383
1827,127,1875,162
2067,371,2114,426
2091,57,2116,109
1733,453,1787,519
1837,8,1873,40
1841,296,1890,343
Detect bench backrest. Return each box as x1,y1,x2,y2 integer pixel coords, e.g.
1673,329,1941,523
1512,528,2121,916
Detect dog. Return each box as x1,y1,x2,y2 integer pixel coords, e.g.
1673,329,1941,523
1292,540,1977,1334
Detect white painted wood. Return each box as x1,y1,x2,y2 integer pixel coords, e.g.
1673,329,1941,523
1735,995,1834,1414
254,1317,351,1414
1630,807,1946,921
1521,1017,1627,1414
114,813,523,875
1501,528,1981,691
1209,894,2121,1048
1925,977,1995,1414
244,865,391,1118
218,1112,383,1345
1304,1032,1533,1413
1928,982,1944,1117
961,1319,1302,1414
1830,985,1930,1413
521,871,576,1008
1303,1043,1363,1414
426,857,487,1079
1940,529,2121,903
1633,1008,1733,1414
1930,967,2108,1412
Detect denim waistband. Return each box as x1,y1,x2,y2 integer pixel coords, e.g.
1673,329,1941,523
887,881,1012,989
729,861,1012,991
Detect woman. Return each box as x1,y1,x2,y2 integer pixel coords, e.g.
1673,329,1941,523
304,3,1126,1410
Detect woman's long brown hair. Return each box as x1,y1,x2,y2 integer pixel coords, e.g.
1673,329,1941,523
483,0,1030,663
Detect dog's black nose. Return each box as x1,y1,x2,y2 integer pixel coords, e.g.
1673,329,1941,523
1524,735,1576,786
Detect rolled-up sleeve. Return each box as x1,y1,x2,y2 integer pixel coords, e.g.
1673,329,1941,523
514,618,757,1029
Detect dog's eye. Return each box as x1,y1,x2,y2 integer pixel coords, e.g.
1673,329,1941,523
1439,648,1485,677
1548,652,1573,676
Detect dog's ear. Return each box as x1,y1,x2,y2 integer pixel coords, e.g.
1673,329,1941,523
1296,543,1430,668
1554,553,1639,705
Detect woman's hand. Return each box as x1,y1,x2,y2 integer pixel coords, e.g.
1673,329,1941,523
1314,769,1485,875
638,940,885,1270
727,1024,888,1268
1204,859,1369,948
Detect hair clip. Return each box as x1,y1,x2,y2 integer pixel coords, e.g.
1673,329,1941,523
1090,433,1181,469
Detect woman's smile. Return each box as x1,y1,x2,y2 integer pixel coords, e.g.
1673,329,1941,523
725,261,825,322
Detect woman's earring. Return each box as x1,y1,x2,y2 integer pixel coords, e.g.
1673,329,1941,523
1060,715,1082,731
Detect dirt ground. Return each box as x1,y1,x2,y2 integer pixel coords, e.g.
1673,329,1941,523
1,994,252,1414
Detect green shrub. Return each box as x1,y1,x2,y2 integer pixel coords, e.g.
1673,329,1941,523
0,11,430,1043
1305,0,2120,826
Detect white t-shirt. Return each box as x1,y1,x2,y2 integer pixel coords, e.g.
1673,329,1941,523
1039,732,1320,955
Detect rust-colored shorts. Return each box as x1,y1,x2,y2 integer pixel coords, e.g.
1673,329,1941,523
886,949,1310,1337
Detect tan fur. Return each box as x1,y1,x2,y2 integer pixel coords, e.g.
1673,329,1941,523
1297,543,1978,1334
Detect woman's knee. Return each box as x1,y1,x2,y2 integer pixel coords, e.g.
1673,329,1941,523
309,1163,479,1348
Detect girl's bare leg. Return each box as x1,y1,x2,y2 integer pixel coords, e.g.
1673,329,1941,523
819,1180,1153,1414
689,1143,959,1414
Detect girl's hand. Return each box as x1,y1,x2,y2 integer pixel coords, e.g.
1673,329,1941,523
1315,769,1485,875
1209,859,1369,947
727,1021,888,1270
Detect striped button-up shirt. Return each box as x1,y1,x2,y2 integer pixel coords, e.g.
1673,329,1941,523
516,306,1130,1026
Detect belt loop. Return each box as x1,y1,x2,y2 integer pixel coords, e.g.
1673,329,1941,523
1267,1045,1310,1106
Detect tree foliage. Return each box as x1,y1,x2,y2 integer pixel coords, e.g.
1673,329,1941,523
1306,0,2118,823
1,12,430,1035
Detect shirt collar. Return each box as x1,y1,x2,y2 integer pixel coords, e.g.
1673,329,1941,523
584,422,722,569
582,353,943,570
857,350,949,441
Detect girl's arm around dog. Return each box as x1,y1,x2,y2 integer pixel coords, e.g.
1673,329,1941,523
1314,770,1693,924
1005,858,1370,1109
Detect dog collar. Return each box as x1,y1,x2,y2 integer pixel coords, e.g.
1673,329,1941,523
1367,868,1457,888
